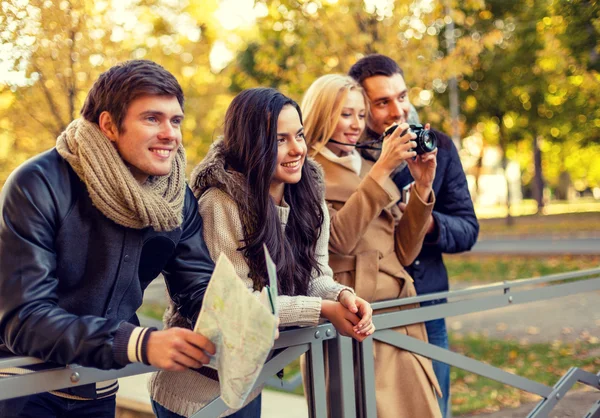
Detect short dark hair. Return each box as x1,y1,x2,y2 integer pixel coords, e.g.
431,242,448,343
81,60,184,130
348,54,404,84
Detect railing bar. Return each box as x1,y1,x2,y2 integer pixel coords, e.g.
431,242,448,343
328,336,356,418
0,324,334,370
190,344,309,418
257,344,309,382
273,323,337,349
372,272,600,309
309,340,328,418
0,362,156,401
498,267,600,287
527,367,600,417
583,399,600,418
571,369,600,389
375,330,553,397
358,337,377,418
2,268,599,411
189,396,229,418
265,372,303,391
373,277,600,329
527,367,580,418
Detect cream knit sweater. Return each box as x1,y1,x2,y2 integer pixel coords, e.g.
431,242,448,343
149,188,350,417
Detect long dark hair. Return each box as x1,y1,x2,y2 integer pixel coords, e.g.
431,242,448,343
223,87,324,296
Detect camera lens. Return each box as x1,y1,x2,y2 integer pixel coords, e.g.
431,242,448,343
423,132,434,149
415,129,437,155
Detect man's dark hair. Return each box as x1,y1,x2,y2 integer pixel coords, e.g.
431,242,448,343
81,60,184,130
223,87,324,297
348,54,404,84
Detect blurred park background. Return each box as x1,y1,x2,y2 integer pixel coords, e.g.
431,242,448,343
1,0,600,215
1,0,599,416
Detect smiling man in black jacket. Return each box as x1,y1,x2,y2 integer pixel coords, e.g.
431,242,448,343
350,54,479,417
0,60,216,417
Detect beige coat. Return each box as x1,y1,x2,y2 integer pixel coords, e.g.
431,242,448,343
316,153,442,418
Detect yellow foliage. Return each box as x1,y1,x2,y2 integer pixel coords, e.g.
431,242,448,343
465,95,478,112
0,133,15,160
0,92,14,111
482,29,503,50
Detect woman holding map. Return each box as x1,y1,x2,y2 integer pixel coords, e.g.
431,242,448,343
300,74,442,418
149,87,374,418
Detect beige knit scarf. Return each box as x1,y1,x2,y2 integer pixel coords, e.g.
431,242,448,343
56,118,186,231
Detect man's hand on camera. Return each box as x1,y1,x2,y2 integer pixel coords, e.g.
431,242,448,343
370,122,417,186
146,327,216,371
406,124,437,202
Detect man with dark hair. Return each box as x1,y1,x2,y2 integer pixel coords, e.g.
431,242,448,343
0,60,216,417
349,54,479,417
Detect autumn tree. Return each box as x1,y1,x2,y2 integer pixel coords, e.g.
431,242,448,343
0,0,224,186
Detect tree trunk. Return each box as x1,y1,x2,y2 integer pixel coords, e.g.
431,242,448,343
533,134,545,213
473,142,485,203
497,112,513,226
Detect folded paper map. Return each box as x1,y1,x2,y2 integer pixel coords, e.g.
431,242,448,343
263,244,279,316
193,252,278,409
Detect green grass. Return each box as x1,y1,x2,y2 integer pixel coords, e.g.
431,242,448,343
478,211,600,238
446,254,600,284
449,333,600,415
475,199,600,220
266,333,600,416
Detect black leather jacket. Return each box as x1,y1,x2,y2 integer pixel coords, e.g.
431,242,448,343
0,149,214,371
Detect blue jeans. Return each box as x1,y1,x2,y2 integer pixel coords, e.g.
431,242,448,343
421,299,450,418
152,393,262,418
0,392,115,418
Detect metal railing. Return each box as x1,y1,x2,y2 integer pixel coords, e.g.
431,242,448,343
2,267,600,417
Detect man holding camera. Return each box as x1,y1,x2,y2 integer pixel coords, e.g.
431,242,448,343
349,54,479,417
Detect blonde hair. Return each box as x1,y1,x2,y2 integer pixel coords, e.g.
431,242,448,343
301,74,367,157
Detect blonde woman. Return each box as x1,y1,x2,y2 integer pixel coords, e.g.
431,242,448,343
301,74,442,418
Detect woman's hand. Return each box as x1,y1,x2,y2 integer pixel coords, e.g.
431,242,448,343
406,123,437,202
338,290,375,336
321,300,364,341
321,300,366,341
370,123,417,186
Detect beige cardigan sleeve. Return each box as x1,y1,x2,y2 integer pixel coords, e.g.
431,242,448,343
307,200,354,301
198,188,332,327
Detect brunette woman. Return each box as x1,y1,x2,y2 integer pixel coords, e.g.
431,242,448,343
149,87,374,418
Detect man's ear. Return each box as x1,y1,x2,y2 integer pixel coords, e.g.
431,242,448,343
98,111,118,141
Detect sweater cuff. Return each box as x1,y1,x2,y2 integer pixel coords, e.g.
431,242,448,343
335,287,355,302
113,323,156,366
